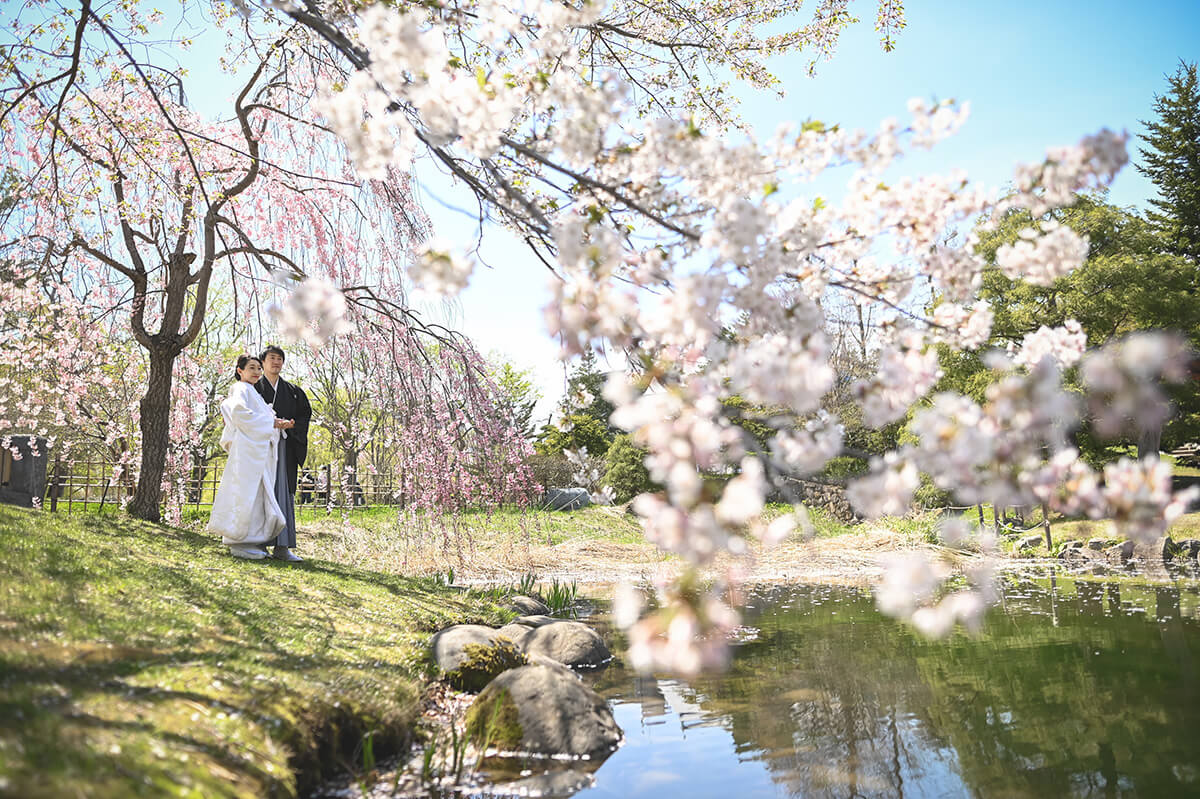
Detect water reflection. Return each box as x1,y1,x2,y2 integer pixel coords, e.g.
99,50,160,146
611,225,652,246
568,576,1200,799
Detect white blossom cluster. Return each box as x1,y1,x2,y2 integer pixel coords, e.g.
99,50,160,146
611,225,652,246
411,238,475,295
903,361,1077,509
268,274,352,349
1102,457,1199,544
619,580,740,676
564,446,616,505
854,332,943,427
770,411,844,475
931,300,994,349
1026,448,1103,519
1007,129,1130,216
876,552,997,638
1080,332,1192,437
1012,319,1087,370
846,452,920,518
995,221,1090,286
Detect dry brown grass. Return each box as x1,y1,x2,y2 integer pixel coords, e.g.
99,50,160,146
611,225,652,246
291,504,952,589
297,505,670,585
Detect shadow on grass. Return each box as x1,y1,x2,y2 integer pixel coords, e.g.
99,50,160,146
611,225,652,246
0,504,508,798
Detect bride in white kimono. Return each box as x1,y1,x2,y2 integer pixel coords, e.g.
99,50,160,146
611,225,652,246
207,355,293,559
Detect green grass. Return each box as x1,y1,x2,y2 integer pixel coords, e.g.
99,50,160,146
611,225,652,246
184,504,650,549
0,504,513,798
1162,453,1200,478
1037,512,1200,545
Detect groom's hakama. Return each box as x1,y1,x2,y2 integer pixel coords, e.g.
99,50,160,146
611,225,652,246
272,439,297,548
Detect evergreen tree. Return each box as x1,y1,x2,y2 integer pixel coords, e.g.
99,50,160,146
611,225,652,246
560,349,615,430
489,358,540,442
534,350,617,456
602,434,655,502
1138,61,1200,262
940,193,1200,463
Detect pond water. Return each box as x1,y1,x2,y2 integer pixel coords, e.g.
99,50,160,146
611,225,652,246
369,572,1200,798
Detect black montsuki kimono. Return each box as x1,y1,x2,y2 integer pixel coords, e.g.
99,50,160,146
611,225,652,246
255,376,313,494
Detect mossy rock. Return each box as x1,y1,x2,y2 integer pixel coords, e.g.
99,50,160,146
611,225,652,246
462,663,622,757
442,638,527,692
464,687,524,751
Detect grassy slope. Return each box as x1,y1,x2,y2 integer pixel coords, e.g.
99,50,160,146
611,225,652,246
0,505,511,798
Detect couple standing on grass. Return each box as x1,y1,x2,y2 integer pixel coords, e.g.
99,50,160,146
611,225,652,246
206,346,312,562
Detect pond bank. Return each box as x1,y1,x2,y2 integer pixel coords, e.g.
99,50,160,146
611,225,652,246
0,505,514,798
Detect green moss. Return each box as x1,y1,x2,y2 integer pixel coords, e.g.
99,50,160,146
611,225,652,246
464,687,523,751
0,504,510,798
442,639,526,693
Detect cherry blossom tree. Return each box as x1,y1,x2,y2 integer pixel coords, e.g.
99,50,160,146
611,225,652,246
249,0,1200,673
300,309,538,511
0,3,431,520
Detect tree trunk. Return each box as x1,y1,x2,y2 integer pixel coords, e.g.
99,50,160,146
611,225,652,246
129,348,176,522
1137,422,1163,461
343,448,364,506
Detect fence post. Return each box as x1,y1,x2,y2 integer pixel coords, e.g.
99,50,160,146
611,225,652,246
322,463,332,514
48,455,61,513
1041,503,1053,552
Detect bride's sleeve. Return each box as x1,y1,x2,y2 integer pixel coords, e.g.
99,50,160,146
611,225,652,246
229,386,277,442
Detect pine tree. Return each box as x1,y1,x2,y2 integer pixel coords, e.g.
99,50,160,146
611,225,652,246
533,350,617,456
1137,61,1200,262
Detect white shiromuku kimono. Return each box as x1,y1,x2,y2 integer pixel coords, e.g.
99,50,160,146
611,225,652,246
207,381,286,546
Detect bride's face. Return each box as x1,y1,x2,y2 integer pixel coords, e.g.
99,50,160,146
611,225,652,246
238,359,264,383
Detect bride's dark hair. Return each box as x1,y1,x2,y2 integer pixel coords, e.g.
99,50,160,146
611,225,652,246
233,354,263,382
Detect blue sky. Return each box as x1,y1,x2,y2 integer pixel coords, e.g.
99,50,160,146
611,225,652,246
165,0,1200,418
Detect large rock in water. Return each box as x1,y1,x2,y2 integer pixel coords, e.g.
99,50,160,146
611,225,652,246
509,595,551,615
542,487,592,511
465,662,622,758
1017,534,1043,552
496,624,534,648
431,625,502,672
1105,540,1136,565
521,620,611,668
431,625,527,692
496,614,559,648
1132,535,1177,566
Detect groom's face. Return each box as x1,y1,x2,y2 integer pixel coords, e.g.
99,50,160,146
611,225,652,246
263,352,284,379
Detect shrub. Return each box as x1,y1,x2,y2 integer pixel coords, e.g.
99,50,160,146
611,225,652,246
818,455,868,482
602,434,654,502
527,453,576,489
913,473,952,510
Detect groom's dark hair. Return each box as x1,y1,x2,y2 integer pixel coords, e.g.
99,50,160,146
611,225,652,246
260,344,286,363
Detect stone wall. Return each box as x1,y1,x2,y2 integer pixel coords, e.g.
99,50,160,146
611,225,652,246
775,478,858,524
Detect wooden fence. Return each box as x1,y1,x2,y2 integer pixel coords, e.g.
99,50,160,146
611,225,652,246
42,455,407,514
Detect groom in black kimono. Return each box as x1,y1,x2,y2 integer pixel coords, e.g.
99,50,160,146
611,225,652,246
256,345,313,562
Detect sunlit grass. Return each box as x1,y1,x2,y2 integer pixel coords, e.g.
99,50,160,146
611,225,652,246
0,504,512,798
